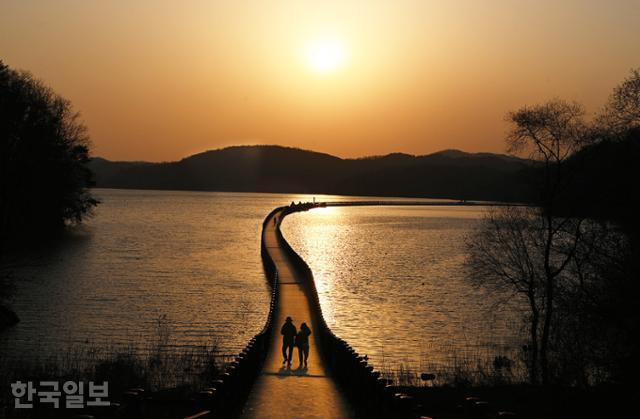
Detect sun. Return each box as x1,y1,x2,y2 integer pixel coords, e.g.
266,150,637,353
305,38,345,74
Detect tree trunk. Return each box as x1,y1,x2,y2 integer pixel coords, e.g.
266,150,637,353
540,278,553,385
529,293,540,385
540,210,555,386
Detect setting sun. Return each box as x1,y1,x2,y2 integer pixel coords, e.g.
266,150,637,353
2,1,640,417
305,38,345,74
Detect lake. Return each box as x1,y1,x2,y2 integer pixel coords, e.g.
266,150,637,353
282,206,523,375
0,189,523,376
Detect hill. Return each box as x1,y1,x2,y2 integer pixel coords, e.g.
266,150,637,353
88,145,533,202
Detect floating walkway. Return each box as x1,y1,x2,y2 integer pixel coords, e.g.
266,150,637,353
241,208,354,418
232,200,514,418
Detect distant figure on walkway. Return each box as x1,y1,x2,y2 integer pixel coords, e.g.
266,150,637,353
295,322,312,368
281,316,297,365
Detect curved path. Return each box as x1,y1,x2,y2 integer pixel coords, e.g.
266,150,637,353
241,209,354,419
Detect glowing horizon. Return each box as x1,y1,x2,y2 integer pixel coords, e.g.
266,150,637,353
1,0,639,162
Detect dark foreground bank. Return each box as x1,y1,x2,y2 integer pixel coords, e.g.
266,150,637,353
398,384,637,419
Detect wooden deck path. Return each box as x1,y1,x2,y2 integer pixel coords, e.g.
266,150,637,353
240,209,354,419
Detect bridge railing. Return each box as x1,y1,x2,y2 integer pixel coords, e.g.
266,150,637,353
201,206,285,417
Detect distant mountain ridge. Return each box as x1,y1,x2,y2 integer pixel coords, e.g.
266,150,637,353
89,145,533,202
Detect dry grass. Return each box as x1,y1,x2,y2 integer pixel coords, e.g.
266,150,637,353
376,343,527,387
0,315,225,410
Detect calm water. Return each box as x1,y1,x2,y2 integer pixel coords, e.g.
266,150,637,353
0,189,428,359
282,206,524,373
1,189,523,374
0,190,308,358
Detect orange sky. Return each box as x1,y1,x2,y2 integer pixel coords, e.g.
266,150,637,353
2,0,639,161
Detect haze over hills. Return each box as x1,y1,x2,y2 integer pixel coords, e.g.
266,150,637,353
89,145,533,202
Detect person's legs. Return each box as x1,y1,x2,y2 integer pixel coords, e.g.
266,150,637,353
303,345,309,366
286,343,293,364
298,345,303,366
282,341,288,364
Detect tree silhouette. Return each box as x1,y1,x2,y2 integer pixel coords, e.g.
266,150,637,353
469,100,589,385
0,60,97,248
468,70,640,386
597,68,640,135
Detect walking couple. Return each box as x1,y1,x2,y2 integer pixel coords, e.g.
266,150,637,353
281,316,311,368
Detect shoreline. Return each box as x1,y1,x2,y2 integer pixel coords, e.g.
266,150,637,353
89,186,529,206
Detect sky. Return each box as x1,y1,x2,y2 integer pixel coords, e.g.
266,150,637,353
1,0,639,162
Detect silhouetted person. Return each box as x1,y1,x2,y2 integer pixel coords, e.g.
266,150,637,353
295,322,311,368
281,316,297,365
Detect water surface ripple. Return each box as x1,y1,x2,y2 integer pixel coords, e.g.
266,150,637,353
281,205,523,373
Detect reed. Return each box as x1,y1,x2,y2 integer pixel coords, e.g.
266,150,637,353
377,343,528,387
0,315,225,410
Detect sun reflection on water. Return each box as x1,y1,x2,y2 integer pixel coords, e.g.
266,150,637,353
281,205,525,374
